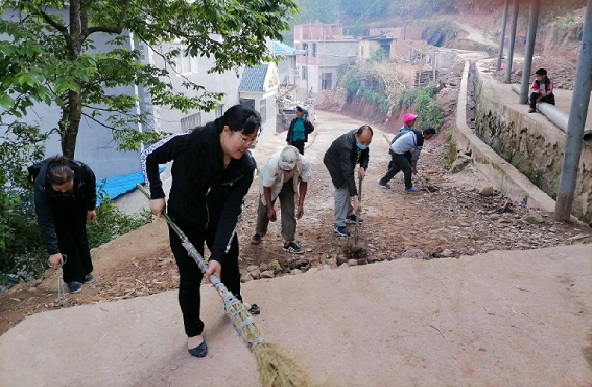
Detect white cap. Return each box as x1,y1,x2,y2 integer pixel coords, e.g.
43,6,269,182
278,146,299,171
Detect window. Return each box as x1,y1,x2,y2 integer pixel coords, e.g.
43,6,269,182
189,56,198,73
312,44,317,57
174,44,198,75
216,105,224,118
181,112,201,130
322,73,333,90
302,43,308,56
302,65,307,80
259,98,267,123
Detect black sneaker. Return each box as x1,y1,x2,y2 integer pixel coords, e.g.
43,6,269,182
84,274,95,284
251,234,262,244
67,281,82,294
346,214,364,224
333,225,350,237
188,341,208,358
283,242,303,254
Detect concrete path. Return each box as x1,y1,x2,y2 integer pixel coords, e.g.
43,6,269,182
1,244,591,386
1,108,592,386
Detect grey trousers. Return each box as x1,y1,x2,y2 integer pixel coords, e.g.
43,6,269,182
333,184,354,227
255,180,296,242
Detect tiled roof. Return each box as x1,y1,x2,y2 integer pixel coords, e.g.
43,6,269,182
239,64,268,92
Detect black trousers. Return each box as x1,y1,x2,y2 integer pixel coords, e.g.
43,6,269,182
289,139,305,155
53,207,93,283
168,220,241,337
380,153,413,189
529,92,555,109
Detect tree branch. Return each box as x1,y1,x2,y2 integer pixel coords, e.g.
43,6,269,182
82,105,125,113
134,34,203,87
81,111,118,131
30,6,71,48
84,0,132,38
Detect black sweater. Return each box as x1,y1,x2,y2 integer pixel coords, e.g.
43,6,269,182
141,126,256,263
33,160,97,255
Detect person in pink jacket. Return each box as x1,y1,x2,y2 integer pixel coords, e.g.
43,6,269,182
529,68,555,113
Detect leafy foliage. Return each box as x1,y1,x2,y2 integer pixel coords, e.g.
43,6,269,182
394,84,443,130
396,88,422,111
415,85,444,130
340,66,389,114
0,122,47,287
87,187,152,248
0,0,298,157
0,172,152,288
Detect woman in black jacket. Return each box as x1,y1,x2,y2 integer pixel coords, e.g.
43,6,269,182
33,157,97,294
141,104,261,358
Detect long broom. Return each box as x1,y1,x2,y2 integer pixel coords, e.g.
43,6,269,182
138,184,312,387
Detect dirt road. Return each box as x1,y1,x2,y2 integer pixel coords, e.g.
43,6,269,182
1,109,591,386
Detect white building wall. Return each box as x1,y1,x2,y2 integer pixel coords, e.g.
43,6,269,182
146,40,242,134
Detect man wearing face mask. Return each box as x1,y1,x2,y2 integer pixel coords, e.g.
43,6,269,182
324,125,373,237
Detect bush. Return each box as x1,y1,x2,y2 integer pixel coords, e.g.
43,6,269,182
395,87,424,112
393,84,443,130
0,123,151,289
415,88,444,130
0,122,47,288
87,186,152,248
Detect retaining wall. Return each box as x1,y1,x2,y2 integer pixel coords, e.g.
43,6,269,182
471,63,592,223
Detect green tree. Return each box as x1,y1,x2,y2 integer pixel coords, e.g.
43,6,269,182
0,120,47,283
0,0,298,158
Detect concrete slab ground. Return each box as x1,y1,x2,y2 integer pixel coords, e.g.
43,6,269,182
3,53,592,387
1,244,591,386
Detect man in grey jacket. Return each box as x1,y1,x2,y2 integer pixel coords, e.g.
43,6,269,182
323,125,373,237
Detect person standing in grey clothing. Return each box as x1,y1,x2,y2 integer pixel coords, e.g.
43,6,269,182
379,128,436,192
323,126,373,237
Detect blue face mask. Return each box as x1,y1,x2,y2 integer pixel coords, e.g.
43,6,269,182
356,143,367,150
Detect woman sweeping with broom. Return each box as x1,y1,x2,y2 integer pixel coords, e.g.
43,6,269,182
141,104,262,358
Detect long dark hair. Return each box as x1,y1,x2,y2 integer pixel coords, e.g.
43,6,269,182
535,68,551,85
185,104,261,184
47,156,74,186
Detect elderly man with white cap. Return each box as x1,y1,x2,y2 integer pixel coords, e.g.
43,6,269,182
251,145,312,254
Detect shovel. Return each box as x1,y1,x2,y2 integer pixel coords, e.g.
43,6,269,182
344,177,366,258
354,177,363,245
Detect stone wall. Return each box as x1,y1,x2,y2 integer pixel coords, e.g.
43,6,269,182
473,67,592,223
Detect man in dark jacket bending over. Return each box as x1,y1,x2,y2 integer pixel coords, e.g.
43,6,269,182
323,125,373,237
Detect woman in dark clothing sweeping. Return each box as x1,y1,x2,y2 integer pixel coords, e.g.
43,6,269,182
141,104,261,358
33,156,97,294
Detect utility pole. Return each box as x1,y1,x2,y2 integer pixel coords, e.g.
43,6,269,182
497,0,510,71
555,0,592,221
505,0,519,83
519,0,541,104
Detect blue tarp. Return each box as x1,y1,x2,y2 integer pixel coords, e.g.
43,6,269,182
273,41,306,56
97,167,165,203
